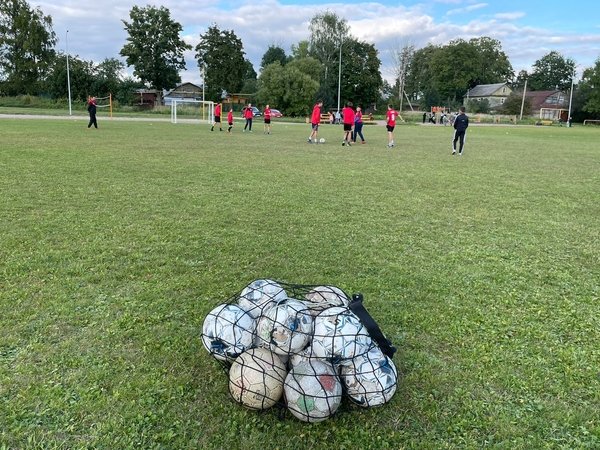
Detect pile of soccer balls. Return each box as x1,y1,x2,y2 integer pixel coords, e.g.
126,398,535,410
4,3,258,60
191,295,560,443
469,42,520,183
201,279,398,422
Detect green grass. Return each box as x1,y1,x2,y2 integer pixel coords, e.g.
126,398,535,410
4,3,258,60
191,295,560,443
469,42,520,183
1,116,598,449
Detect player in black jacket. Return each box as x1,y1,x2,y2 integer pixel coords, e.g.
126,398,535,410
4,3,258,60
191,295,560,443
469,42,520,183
87,97,98,129
452,106,469,155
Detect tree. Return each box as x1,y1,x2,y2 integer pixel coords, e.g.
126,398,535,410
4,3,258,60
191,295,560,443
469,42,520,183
391,42,415,110
195,24,246,101
92,58,125,98
291,41,310,59
404,44,438,107
0,0,56,95
429,39,479,103
256,61,319,116
580,58,600,115
497,93,531,116
468,37,514,85
339,39,383,109
46,53,95,101
261,45,287,70
528,51,576,91
308,10,350,104
120,5,191,91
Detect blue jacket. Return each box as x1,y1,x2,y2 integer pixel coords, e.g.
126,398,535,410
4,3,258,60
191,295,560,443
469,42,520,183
454,113,469,132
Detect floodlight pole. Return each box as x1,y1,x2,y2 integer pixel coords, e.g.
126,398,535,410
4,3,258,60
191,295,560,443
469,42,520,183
519,78,528,121
337,37,343,115
66,30,72,116
567,72,575,128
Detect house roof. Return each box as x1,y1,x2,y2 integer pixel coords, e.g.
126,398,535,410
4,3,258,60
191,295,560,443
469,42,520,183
524,90,567,110
466,83,510,98
164,82,203,97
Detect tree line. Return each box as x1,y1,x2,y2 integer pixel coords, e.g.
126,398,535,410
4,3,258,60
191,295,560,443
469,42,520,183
1,1,599,119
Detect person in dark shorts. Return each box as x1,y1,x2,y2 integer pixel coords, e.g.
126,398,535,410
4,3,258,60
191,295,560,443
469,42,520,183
211,102,222,131
342,101,354,146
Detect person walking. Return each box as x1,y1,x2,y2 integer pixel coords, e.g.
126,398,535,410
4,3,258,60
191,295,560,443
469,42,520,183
308,100,323,143
87,97,98,129
211,102,222,131
386,104,398,148
452,106,469,155
352,105,366,144
263,104,272,134
227,107,234,133
342,102,355,146
243,103,253,132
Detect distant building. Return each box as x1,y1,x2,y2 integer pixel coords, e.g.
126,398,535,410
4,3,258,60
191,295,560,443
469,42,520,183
464,83,512,109
525,90,569,121
134,89,161,108
163,82,204,105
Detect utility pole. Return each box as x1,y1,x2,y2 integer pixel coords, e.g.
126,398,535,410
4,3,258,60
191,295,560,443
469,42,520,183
519,78,528,121
66,30,72,116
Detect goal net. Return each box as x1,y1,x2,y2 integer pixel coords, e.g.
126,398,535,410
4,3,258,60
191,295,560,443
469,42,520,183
90,94,113,117
170,100,214,124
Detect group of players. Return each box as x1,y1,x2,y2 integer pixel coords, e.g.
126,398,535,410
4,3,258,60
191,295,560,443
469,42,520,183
308,101,399,148
209,100,469,154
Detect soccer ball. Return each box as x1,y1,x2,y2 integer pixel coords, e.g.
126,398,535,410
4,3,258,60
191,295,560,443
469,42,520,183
304,285,349,316
229,347,287,410
319,138,326,144
288,345,318,369
201,303,255,362
284,360,342,422
340,346,398,407
255,298,314,356
238,279,288,318
311,307,373,362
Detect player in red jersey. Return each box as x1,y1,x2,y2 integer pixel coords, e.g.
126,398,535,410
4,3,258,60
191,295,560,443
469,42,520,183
386,104,398,148
308,100,323,143
211,102,222,131
263,104,272,134
342,102,355,146
243,103,254,132
227,107,234,133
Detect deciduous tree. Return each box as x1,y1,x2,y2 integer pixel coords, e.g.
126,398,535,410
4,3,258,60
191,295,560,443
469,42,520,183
528,51,576,91
195,24,246,101
0,0,56,95
120,5,190,91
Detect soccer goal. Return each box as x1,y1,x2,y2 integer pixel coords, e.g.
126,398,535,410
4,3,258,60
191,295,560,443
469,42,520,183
93,94,113,118
170,100,214,124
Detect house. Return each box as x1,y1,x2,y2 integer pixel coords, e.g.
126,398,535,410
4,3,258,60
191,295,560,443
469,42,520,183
464,83,512,109
134,89,161,108
163,82,204,105
525,90,569,121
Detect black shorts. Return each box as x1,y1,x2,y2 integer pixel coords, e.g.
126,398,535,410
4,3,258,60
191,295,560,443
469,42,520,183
343,123,352,132
386,125,395,132
264,118,271,124
214,115,221,123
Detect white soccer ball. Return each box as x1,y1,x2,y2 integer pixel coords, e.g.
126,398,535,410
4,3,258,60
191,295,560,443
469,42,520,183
319,138,326,144
238,279,288,318
287,345,318,370
311,307,373,363
255,298,314,356
229,347,287,410
340,346,398,407
304,285,349,316
201,303,255,362
284,360,342,422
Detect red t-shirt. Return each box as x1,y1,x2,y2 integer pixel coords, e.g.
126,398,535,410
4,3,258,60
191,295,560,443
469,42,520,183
227,110,233,123
311,104,321,125
343,107,355,125
244,107,253,119
264,108,271,119
386,109,397,127
355,110,363,124
215,103,221,116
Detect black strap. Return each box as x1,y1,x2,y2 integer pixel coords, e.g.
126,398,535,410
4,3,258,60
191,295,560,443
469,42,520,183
349,293,397,359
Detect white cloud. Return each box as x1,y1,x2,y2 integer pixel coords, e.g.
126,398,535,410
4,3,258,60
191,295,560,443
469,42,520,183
38,0,600,85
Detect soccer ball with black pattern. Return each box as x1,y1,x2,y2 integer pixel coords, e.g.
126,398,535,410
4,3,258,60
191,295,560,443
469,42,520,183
201,303,255,362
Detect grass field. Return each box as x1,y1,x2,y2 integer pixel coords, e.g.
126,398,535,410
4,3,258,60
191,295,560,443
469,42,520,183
1,116,598,449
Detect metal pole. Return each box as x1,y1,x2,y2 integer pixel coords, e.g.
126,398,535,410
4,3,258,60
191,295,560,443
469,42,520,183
567,73,575,127
66,30,72,116
337,38,343,115
519,78,527,121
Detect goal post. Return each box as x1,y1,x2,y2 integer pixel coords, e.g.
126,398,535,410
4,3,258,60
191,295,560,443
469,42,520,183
170,100,214,124
94,94,112,118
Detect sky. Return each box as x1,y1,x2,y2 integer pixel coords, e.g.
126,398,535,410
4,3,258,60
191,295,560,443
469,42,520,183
37,0,600,86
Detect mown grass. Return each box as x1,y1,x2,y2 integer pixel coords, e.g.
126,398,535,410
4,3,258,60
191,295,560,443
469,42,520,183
0,116,598,449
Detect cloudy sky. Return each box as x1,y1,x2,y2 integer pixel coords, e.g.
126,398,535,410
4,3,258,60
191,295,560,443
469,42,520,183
38,0,600,85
